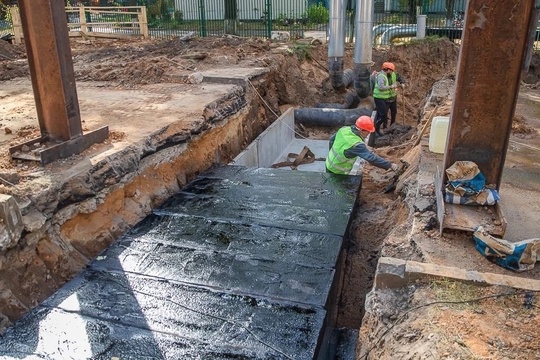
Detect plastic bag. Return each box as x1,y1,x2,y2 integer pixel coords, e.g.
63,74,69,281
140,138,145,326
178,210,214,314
444,161,500,206
474,226,540,271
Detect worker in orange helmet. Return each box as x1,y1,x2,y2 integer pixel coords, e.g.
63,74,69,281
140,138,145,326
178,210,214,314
325,115,399,175
372,62,406,136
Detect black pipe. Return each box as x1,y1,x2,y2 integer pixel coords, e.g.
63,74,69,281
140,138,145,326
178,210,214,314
294,107,372,127
354,64,371,98
342,69,354,89
328,62,354,93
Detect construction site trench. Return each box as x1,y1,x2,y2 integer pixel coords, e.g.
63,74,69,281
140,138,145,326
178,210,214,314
1,36,540,359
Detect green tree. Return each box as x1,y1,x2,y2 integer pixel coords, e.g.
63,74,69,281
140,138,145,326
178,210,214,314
0,0,11,23
147,0,174,21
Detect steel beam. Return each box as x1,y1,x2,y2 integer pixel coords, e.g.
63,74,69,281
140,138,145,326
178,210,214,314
442,0,536,189
10,0,108,165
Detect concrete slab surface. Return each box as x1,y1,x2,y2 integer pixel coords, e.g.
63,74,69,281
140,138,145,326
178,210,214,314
0,79,239,148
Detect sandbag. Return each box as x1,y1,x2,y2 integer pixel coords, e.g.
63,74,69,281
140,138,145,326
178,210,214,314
444,188,500,206
444,161,500,206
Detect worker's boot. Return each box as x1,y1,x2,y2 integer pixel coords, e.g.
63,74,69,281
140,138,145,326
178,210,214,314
375,122,384,137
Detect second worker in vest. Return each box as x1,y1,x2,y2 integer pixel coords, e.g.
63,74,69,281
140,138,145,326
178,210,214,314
325,116,399,175
372,62,406,136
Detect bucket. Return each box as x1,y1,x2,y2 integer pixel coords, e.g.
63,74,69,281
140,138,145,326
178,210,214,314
429,116,450,154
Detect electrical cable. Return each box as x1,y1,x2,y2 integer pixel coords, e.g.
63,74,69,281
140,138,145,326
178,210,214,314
247,79,307,139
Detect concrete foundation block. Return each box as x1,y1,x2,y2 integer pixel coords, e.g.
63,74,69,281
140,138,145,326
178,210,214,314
375,257,408,289
405,260,540,291
271,31,290,41
0,194,23,252
304,31,327,43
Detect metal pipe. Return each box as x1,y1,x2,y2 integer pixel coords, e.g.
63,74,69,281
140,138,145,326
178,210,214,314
328,0,346,91
380,25,417,45
354,0,373,66
353,0,374,98
372,24,397,40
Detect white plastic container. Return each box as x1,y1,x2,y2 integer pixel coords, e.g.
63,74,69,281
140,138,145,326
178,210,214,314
429,116,450,154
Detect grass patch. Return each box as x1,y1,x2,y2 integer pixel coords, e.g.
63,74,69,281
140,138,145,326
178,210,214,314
428,279,484,310
287,42,312,60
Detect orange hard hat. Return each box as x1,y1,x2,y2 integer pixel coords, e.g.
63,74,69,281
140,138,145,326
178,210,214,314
382,62,395,71
355,116,375,133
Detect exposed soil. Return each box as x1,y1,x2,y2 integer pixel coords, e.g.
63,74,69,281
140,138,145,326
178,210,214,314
1,35,540,359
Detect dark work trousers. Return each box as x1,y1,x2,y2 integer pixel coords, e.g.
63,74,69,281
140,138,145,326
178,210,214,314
386,99,397,126
374,97,388,134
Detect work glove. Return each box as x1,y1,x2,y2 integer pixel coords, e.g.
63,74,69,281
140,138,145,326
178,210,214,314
390,163,399,171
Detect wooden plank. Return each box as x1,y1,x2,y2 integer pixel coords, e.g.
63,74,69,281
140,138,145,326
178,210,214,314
85,32,141,40
443,203,506,236
435,166,445,235
86,9,141,15
140,6,149,39
9,7,23,45
414,106,438,146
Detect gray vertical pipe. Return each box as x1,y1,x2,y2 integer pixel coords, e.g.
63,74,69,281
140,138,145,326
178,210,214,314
328,0,347,91
353,0,374,98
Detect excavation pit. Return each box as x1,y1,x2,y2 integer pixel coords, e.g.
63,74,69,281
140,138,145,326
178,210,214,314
2,37,540,359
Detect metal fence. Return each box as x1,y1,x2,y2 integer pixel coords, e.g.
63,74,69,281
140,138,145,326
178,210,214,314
0,1,539,49
136,0,473,42
143,0,330,39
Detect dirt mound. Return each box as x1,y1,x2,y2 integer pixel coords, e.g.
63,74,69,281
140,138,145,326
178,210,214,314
72,37,275,88
0,39,24,60
0,40,27,80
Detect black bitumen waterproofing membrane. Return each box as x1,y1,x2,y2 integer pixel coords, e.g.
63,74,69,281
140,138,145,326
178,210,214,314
0,165,361,359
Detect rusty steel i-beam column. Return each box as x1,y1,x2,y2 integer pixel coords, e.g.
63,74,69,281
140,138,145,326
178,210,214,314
442,0,536,189
10,0,108,165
